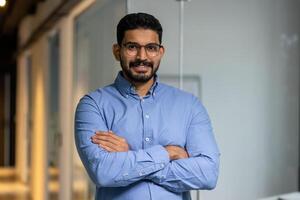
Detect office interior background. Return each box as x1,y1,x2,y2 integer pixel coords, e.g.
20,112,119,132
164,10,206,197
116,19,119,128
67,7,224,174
0,0,299,199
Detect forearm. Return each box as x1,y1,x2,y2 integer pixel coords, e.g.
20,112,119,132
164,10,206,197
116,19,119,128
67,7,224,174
146,96,221,192
76,138,169,187
87,128,219,190
75,95,170,187
147,152,220,192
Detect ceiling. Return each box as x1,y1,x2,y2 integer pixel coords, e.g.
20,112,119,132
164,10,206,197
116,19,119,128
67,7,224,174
0,0,45,35
0,0,45,69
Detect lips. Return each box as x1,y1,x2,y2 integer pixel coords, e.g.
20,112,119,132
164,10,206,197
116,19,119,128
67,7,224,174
130,59,153,68
132,65,149,73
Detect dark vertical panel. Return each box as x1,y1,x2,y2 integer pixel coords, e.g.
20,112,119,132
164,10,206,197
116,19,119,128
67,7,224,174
0,65,16,167
48,32,60,167
0,75,5,166
9,66,16,166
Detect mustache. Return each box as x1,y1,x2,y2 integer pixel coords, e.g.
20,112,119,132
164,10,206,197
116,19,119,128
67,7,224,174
129,59,153,68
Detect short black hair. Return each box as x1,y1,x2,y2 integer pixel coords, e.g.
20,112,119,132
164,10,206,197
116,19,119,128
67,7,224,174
117,13,163,45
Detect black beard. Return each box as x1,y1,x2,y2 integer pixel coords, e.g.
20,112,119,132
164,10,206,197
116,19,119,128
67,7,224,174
120,59,159,83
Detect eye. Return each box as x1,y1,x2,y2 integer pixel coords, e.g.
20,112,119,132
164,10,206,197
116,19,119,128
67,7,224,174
146,44,159,52
126,43,138,51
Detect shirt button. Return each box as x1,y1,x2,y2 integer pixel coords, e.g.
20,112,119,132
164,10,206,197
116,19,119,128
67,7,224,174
145,114,149,119
145,137,150,142
160,163,165,168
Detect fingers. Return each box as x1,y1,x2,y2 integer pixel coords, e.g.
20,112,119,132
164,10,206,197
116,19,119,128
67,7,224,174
92,130,129,152
93,133,120,146
97,140,119,152
181,150,189,158
96,131,125,142
165,145,189,160
97,131,127,146
98,142,119,152
99,140,128,152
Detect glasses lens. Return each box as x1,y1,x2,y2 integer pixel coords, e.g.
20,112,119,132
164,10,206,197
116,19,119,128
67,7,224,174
123,43,161,57
145,44,160,56
124,43,138,56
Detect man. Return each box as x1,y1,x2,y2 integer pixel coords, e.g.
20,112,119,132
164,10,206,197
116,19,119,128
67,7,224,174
75,12,220,200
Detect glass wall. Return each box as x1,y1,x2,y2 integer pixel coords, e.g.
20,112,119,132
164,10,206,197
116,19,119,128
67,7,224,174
73,0,126,199
128,0,300,199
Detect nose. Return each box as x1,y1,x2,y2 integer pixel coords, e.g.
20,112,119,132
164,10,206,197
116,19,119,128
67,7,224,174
136,46,147,60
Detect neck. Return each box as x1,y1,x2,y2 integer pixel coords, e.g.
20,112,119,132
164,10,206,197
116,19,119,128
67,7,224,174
122,73,154,97
133,78,154,97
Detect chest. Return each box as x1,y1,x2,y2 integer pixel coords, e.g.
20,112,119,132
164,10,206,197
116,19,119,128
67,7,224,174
102,97,190,150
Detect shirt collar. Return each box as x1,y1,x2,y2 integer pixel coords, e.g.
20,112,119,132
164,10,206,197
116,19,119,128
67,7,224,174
114,71,159,98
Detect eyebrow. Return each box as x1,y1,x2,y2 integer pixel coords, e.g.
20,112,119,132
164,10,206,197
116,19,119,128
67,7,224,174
123,42,160,45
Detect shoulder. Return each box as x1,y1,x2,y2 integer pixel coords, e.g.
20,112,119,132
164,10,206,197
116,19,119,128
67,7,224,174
77,84,116,109
158,82,207,114
158,82,199,103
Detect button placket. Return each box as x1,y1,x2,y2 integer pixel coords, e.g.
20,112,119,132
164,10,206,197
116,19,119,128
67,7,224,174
141,98,154,149
144,133,153,147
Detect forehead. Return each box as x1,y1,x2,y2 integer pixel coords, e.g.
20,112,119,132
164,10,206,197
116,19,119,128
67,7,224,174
123,28,159,44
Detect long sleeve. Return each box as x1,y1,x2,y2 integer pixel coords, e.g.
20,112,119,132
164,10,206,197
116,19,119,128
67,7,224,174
147,97,220,192
75,95,170,187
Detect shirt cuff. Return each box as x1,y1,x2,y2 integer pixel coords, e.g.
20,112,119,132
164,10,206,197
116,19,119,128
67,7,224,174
145,145,170,165
114,145,170,184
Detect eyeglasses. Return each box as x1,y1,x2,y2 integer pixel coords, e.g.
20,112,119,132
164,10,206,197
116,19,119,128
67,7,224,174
122,42,163,57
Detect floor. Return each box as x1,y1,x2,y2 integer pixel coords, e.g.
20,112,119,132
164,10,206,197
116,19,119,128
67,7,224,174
0,167,89,200
0,168,29,200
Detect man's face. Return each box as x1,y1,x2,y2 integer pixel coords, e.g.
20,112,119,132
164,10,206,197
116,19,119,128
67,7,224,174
113,28,164,83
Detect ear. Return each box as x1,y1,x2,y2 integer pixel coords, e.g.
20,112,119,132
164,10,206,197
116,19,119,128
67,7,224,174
112,44,121,61
159,45,165,57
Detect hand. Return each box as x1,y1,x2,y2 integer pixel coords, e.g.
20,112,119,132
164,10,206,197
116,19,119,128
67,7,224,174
91,131,129,152
165,145,189,160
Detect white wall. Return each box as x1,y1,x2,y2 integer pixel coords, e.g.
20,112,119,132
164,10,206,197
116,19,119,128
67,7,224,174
128,0,299,199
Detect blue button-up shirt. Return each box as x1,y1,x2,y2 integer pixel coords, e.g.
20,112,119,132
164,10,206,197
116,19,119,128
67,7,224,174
75,72,220,200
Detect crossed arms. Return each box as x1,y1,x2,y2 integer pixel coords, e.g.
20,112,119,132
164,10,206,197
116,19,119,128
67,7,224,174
91,131,189,160
75,95,220,192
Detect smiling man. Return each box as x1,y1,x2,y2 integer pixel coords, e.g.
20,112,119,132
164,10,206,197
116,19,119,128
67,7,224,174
75,13,220,200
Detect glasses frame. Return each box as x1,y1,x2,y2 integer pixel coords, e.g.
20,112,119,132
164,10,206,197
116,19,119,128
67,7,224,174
121,42,163,57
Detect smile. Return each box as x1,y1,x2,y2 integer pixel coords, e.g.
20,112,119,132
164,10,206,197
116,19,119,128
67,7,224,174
132,65,150,73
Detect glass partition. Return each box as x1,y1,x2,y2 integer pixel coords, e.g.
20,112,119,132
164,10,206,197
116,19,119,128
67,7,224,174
73,0,126,199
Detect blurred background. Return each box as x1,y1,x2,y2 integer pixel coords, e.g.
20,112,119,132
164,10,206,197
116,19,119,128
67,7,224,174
0,0,299,199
